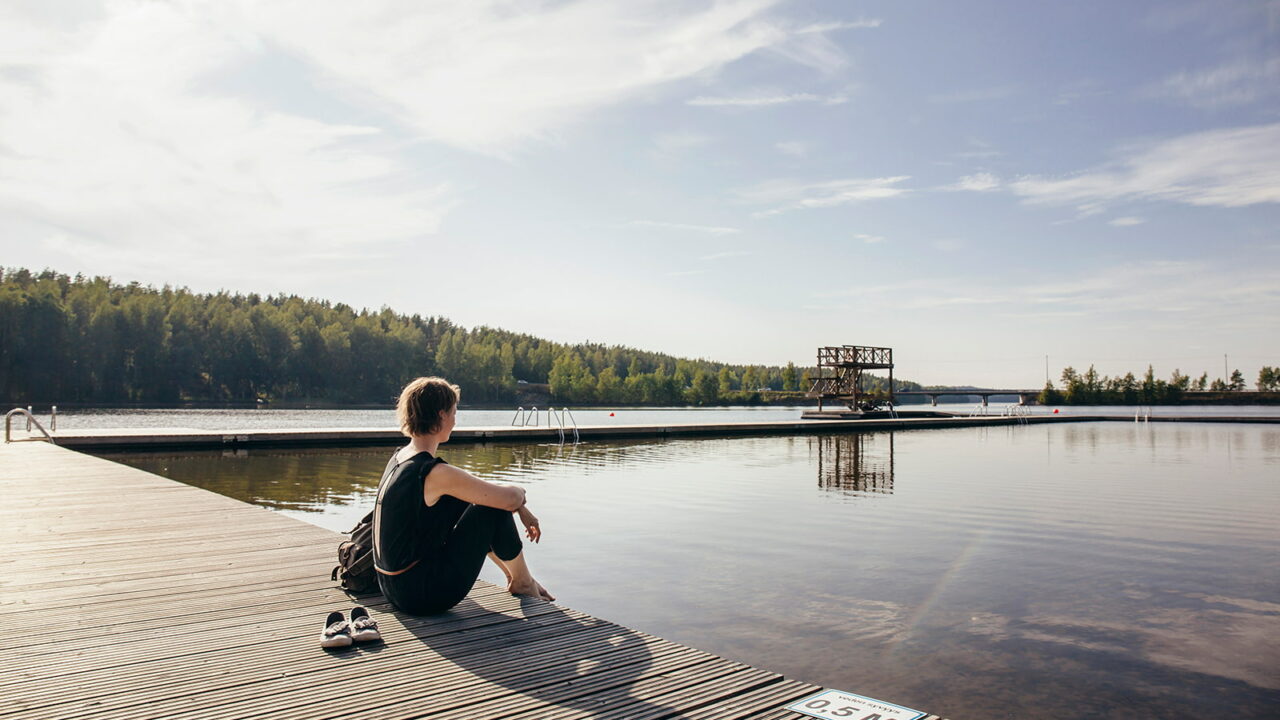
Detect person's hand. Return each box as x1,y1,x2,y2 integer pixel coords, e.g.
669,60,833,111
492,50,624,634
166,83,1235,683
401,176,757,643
517,505,541,543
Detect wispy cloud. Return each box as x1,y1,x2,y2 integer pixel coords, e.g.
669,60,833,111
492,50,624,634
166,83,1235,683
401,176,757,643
760,16,880,74
1010,123,1280,208
1109,216,1145,227
241,0,796,154
631,220,740,235
796,19,883,34
1148,58,1280,109
653,131,712,155
775,140,809,157
854,233,885,244
928,85,1018,104
666,269,705,277
687,92,847,107
1053,79,1109,106
701,250,753,261
739,177,911,216
944,173,1001,192
815,261,1280,322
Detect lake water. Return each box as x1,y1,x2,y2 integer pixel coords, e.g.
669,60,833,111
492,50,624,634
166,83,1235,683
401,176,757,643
34,402,1280,432
105,420,1280,719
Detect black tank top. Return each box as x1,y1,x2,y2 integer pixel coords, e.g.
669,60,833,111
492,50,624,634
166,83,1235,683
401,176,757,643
372,450,467,574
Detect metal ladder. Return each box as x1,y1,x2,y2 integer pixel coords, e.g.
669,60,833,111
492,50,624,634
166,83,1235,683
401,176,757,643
1003,403,1030,425
5,408,56,444
511,406,579,444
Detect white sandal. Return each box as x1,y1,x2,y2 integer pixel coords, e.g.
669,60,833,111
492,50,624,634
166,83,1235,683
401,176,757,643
320,611,353,648
349,606,381,643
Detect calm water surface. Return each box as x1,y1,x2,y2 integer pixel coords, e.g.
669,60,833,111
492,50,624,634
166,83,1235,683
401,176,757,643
109,422,1280,719
42,403,1280,431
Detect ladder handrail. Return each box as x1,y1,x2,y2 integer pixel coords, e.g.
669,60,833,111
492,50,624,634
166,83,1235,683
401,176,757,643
512,405,578,441
563,408,579,443
5,408,56,444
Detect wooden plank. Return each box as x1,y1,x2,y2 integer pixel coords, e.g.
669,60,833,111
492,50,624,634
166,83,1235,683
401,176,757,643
21,612,612,720
679,678,819,719
11,604,576,711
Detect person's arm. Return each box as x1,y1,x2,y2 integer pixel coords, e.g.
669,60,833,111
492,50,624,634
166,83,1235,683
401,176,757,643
516,504,541,543
423,463,526,511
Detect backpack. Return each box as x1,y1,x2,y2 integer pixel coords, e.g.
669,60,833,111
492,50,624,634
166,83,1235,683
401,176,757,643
331,511,377,593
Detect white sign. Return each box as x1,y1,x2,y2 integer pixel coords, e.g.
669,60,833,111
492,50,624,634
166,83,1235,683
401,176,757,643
786,690,926,720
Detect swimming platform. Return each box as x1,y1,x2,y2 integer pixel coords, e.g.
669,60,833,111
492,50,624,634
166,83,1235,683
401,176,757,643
21,411,1280,451
0,438,950,720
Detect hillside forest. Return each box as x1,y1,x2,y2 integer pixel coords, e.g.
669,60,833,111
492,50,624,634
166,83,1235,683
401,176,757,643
1,268,913,406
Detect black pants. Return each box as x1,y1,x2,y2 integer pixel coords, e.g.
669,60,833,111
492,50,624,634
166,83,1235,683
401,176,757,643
380,504,522,614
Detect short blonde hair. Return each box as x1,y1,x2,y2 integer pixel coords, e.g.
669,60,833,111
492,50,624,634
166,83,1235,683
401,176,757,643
397,377,460,436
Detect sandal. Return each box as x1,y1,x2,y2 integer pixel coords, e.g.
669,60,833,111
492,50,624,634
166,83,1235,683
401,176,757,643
320,610,353,648
350,606,381,643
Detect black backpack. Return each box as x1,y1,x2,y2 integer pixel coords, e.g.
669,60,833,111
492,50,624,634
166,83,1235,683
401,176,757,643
331,511,377,593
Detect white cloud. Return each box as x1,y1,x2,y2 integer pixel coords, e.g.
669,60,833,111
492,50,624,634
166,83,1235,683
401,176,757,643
687,92,847,107
775,140,809,157
854,234,884,244
796,20,883,34
653,130,712,154
242,0,795,154
1150,58,1280,109
739,177,911,216
631,220,740,235
945,173,1001,192
1109,216,1146,227
928,85,1018,104
763,17,880,74
1053,79,1108,106
1010,123,1280,208
0,0,835,284
701,250,753,260
814,261,1280,323
953,138,1002,160
0,1,452,281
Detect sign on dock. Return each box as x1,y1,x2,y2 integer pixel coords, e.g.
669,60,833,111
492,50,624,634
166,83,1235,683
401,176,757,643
787,689,926,720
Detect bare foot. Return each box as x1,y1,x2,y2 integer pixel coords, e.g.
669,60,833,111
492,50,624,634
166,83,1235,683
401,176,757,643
536,581,555,602
508,577,554,602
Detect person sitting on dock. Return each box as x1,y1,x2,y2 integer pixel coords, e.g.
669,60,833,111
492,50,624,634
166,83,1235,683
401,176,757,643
373,376,553,614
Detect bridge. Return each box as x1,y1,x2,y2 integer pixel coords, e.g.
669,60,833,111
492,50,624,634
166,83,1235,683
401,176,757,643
896,388,1040,407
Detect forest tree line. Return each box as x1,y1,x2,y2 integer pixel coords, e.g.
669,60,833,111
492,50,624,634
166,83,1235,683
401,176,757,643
0,268,916,406
1039,364,1276,405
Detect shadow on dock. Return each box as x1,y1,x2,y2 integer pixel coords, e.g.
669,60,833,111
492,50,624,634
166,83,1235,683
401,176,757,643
408,598,672,717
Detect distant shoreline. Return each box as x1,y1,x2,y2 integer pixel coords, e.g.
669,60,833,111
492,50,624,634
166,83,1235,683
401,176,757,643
9,393,1278,412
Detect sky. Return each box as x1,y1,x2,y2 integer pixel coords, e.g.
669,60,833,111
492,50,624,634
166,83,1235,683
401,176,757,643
1,0,1278,388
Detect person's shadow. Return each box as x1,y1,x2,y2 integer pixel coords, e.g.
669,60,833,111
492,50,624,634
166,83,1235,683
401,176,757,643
341,584,682,718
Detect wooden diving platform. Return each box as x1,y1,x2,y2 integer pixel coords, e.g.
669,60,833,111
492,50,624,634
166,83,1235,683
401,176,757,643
0,440,948,720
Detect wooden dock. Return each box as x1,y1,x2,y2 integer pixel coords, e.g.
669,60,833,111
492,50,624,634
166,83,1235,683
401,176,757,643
16,413,1110,451
0,440,944,720
12,412,1277,452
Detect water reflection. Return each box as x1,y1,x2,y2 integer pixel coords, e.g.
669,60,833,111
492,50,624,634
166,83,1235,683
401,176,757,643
105,445,388,513
814,432,895,495
101,423,1280,719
